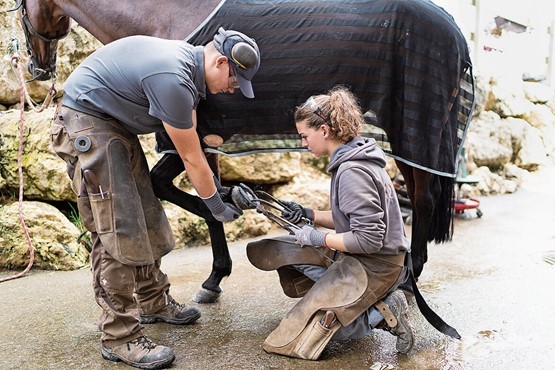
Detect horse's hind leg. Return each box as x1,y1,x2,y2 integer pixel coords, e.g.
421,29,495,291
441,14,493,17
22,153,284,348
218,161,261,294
150,152,232,303
396,161,441,280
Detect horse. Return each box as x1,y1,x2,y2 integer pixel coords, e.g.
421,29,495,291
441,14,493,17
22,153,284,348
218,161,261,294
10,0,475,303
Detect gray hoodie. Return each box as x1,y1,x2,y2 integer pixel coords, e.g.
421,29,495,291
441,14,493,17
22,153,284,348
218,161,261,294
328,136,409,255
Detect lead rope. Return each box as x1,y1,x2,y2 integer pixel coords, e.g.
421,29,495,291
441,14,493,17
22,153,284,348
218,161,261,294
0,40,56,283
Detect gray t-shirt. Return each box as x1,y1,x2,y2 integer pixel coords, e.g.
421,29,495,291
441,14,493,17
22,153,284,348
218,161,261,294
62,35,206,134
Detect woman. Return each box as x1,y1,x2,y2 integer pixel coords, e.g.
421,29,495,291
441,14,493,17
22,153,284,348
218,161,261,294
247,86,414,360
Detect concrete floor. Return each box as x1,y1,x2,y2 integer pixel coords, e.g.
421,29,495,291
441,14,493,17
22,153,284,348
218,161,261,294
1,162,555,370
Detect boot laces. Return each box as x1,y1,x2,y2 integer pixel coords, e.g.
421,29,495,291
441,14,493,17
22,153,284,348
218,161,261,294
127,336,156,351
168,298,186,310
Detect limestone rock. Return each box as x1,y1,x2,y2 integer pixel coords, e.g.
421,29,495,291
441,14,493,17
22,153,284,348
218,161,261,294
486,75,535,118
163,202,210,248
466,112,547,172
502,163,529,186
525,104,555,154
0,171,6,190
471,166,518,195
523,81,555,104
504,117,546,171
223,211,274,242
472,73,490,117
466,112,513,170
220,152,301,183
271,163,330,211
0,108,74,201
0,201,88,270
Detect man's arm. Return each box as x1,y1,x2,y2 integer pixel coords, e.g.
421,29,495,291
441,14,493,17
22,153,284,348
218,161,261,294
162,112,241,222
162,119,215,198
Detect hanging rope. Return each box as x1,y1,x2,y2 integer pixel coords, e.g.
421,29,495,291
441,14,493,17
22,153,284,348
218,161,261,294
0,39,56,283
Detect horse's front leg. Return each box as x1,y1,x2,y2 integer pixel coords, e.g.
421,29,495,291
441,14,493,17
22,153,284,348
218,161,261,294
150,152,232,303
396,162,440,280
196,219,231,303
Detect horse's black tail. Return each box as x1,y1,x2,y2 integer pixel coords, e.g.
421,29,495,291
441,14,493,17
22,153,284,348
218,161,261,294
410,270,461,339
428,176,455,243
403,252,461,339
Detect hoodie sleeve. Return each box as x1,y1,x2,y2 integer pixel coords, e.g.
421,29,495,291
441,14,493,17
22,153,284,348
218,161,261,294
337,165,387,254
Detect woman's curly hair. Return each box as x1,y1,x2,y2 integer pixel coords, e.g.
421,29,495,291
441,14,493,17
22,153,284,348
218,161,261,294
294,86,363,142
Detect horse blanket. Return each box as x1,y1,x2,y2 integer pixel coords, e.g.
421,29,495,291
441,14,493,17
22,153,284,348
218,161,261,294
184,0,475,177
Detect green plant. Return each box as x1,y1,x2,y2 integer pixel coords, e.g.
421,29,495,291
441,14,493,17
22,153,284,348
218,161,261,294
67,203,92,252
67,202,85,230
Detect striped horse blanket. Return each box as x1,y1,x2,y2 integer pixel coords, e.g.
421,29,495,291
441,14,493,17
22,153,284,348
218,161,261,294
182,0,475,177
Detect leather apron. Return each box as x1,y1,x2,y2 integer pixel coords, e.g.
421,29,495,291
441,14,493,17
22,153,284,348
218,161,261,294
247,235,405,359
51,106,174,265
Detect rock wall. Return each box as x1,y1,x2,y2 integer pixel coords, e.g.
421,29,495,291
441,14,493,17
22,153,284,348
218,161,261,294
0,201,88,270
463,75,555,196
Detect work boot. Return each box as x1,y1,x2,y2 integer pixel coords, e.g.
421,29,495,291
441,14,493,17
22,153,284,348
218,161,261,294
140,298,201,325
101,335,175,369
376,290,414,354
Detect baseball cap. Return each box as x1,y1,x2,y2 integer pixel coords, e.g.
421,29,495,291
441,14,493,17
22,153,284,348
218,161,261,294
213,27,261,98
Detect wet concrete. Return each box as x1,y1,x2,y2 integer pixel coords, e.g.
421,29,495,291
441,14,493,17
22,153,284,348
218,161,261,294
1,162,555,370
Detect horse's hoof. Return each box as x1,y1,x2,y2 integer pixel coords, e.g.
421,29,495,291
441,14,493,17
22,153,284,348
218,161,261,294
193,288,222,304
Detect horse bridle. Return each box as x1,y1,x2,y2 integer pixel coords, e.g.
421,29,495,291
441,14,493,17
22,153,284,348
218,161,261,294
8,0,71,81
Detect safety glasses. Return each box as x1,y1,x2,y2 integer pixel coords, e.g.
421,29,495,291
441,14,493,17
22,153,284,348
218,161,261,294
228,64,240,89
305,96,330,123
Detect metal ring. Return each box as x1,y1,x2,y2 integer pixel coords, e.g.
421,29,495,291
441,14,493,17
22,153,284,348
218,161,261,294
74,136,91,152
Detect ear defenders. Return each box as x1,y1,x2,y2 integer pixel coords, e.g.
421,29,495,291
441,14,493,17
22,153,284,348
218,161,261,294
229,41,258,69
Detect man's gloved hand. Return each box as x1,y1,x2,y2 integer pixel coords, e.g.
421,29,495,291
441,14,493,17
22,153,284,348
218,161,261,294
217,184,232,199
292,225,327,247
202,190,243,222
213,174,232,199
280,200,314,224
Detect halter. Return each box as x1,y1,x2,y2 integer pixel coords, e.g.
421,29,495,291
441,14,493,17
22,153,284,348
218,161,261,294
8,0,71,81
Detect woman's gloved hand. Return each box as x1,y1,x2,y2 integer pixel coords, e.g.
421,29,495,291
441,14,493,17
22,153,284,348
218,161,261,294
292,225,327,247
280,200,314,224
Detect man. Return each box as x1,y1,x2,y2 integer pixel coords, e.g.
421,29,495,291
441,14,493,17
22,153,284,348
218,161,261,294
51,28,260,369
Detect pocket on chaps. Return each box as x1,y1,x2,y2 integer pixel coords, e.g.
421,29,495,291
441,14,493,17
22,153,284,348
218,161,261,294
262,310,341,360
89,191,114,234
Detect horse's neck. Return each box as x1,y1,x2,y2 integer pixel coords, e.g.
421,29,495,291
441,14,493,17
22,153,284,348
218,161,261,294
61,0,224,44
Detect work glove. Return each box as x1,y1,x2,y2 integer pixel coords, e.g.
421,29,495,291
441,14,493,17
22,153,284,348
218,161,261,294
280,200,314,224
213,176,256,211
292,224,327,248
230,185,257,210
213,174,231,198
202,190,243,222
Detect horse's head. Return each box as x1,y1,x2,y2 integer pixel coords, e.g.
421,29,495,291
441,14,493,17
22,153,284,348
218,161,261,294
9,0,71,81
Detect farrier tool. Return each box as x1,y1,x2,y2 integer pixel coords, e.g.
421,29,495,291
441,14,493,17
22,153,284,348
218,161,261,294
231,183,313,232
